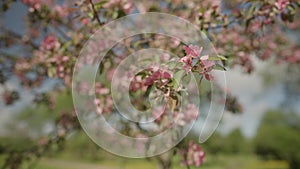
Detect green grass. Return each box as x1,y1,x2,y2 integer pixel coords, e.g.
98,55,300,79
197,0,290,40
33,154,288,169
1,153,289,169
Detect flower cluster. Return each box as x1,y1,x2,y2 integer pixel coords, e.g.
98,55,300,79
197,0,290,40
94,82,113,115
173,104,199,126
275,0,291,11
181,141,205,167
144,68,173,86
22,0,42,11
40,35,61,51
48,55,72,84
180,45,215,80
2,90,19,105
54,5,69,18
103,0,135,14
128,67,173,94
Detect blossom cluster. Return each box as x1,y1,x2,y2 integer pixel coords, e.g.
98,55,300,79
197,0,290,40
94,82,113,115
181,141,206,167
173,104,199,126
180,45,215,80
102,0,135,14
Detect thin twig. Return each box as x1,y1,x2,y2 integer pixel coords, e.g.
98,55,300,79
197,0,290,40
88,0,102,26
0,28,39,49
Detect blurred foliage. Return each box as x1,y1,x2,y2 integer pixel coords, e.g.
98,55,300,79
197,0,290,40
254,111,300,169
7,90,74,137
203,129,252,155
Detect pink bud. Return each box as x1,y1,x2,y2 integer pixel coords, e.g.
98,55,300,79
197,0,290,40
163,72,171,79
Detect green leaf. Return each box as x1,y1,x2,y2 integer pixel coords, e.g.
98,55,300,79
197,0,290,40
94,1,108,10
48,67,56,77
209,55,228,61
246,4,256,19
166,61,180,69
168,98,177,112
173,70,185,89
213,64,227,71
182,73,191,85
87,12,94,18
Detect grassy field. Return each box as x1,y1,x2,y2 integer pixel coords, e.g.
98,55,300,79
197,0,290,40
33,154,289,169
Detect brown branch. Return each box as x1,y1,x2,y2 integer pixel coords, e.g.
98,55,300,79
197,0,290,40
0,28,39,49
88,0,102,26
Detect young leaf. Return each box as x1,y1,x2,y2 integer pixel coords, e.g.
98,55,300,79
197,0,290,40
209,55,228,61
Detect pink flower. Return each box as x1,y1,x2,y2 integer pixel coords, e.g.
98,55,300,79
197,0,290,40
180,56,192,64
183,45,203,58
95,82,110,95
55,5,69,18
183,64,192,72
81,18,90,25
162,72,172,79
130,77,143,92
181,45,216,80
200,55,209,60
204,74,214,81
123,1,134,14
275,0,290,11
179,56,192,72
200,55,215,68
103,0,134,14
94,98,103,114
185,104,199,122
174,112,186,126
40,35,60,51
152,70,162,80
144,69,172,86
181,141,205,167
22,0,42,11
144,76,154,86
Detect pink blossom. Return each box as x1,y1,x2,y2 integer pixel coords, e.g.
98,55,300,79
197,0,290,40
183,45,203,58
95,82,110,95
103,0,134,14
181,141,205,167
174,112,186,126
275,0,290,11
179,56,192,72
211,0,221,8
180,56,192,64
40,35,60,51
130,77,143,92
181,45,216,76
123,1,134,14
152,70,162,80
55,5,69,18
22,0,42,11
144,69,172,86
185,104,199,122
104,97,113,112
200,55,209,60
81,18,90,25
200,55,215,69
183,64,192,72
162,72,172,79
144,76,155,86
201,60,215,69
107,68,116,81
94,98,103,114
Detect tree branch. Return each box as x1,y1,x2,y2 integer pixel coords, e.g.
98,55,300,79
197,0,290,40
88,0,102,26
